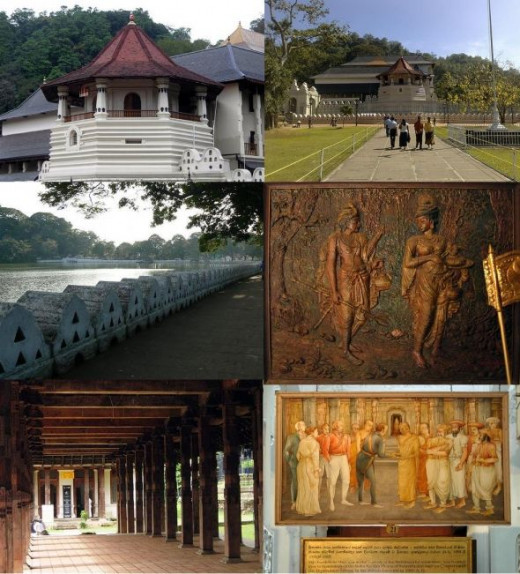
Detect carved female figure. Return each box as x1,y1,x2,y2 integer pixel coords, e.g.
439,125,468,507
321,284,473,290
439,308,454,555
402,195,448,368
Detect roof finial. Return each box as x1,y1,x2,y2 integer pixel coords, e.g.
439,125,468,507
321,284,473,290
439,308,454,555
128,13,136,25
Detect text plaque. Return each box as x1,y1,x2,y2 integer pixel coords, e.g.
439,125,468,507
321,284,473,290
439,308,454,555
301,538,473,573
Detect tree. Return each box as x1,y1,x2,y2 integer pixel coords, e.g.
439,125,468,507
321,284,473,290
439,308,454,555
0,237,33,262
39,181,263,251
265,0,348,128
250,16,265,34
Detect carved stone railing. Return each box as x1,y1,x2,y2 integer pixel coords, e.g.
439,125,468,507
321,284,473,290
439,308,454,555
0,263,261,379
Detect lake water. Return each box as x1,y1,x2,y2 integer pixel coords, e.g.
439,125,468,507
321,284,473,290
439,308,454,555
0,261,232,302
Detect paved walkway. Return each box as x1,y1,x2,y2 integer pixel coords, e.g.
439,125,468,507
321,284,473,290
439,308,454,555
60,275,264,380
25,534,261,573
326,128,511,181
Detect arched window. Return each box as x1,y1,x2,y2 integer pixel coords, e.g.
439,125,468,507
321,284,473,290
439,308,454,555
68,129,79,148
124,93,142,117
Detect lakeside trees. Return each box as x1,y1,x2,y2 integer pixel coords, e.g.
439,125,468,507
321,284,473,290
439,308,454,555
0,206,262,264
39,181,264,253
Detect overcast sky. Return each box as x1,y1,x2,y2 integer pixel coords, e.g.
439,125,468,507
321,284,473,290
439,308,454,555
4,0,263,44
297,0,520,69
0,184,199,245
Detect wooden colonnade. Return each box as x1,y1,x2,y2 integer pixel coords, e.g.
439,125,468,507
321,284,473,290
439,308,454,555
113,391,263,561
0,380,263,573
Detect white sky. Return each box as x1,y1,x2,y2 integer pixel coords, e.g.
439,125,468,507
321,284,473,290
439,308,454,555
0,183,200,245
4,0,264,44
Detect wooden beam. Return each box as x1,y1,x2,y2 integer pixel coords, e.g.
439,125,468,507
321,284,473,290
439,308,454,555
38,395,197,408
39,407,180,419
25,380,221,395
35,419,166,428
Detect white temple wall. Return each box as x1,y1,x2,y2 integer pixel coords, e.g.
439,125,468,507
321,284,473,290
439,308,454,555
214,83,242,156
2,114,55,136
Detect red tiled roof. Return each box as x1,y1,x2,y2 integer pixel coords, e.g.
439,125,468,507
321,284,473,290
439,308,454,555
42,18,222,99
377,56,425,77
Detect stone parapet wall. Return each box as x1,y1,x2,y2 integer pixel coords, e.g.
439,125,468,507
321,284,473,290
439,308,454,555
0,263,261,379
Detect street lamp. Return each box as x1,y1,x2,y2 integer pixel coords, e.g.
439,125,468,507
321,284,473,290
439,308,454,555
487,0,506,130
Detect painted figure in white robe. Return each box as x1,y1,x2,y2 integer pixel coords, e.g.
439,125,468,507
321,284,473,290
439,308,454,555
295,426,321,517
424,424,453,513
485,416,503,495
447,420,468,508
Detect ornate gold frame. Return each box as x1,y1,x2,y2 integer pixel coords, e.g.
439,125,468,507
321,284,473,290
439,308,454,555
275,391,510,526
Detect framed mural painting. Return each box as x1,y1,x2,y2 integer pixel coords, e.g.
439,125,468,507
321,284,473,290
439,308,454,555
275,392,510,526
265,183,520,383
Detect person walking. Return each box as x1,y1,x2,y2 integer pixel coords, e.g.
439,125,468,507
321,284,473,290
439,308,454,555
414,116,424,150
384,114,391,137
425,117,435,149
398,118,410,150
388,116,398,149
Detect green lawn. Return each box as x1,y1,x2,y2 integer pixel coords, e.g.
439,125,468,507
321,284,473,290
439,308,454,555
436,126,520,180
265,125,379,182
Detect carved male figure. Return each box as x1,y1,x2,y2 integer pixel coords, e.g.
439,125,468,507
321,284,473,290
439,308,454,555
324,203,384,365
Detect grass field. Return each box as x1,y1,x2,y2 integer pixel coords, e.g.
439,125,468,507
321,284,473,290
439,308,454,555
436,126,520,180
265,125,379,181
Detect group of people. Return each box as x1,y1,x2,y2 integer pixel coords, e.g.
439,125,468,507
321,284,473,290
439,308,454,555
284,418,386,516
284,416,502,517
384,114,435,150
399,417,503,516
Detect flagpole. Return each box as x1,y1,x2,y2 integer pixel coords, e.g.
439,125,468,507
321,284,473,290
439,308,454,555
487,0,506,130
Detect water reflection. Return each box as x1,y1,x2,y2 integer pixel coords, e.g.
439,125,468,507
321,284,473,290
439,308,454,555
0,261,230,302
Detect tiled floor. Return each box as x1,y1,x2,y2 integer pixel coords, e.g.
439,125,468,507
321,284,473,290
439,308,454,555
25,534,261,573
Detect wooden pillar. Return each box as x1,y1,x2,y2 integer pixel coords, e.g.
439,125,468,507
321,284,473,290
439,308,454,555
33,470,39,518
198,412,214,554
191,433,200,535
211,450,219,538
152,432,164,537
0,385,13,574
126,453,135,533
135,447,144,533
164,423,178,541
252,387,263,553
118,457,128,534
98,467,105,519
222,395,241,562
179,423,193,547
44,469,51,506
11,386,23,573
83,468,90,518
144,441,153,535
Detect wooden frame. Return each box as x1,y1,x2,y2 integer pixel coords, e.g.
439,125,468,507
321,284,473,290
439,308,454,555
275,391,510,526
265,183,520,384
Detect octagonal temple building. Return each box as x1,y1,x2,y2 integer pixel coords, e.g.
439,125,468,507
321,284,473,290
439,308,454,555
38,15,244,182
